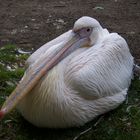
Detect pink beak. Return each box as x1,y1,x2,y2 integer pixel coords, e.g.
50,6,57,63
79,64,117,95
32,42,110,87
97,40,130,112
0,31,90,119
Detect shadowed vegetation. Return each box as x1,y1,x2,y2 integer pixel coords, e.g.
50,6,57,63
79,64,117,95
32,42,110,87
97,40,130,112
0,45,140,140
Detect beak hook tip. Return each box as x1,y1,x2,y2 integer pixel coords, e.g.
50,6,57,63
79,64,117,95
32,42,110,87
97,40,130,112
0,108,6,120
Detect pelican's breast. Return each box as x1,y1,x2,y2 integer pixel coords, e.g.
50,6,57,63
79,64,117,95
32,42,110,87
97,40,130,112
17,56,91,128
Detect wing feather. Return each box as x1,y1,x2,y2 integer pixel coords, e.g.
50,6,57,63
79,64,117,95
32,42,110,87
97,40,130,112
65,33,134,99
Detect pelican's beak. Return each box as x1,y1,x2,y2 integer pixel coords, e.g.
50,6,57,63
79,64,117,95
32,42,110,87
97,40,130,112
0,31,90,119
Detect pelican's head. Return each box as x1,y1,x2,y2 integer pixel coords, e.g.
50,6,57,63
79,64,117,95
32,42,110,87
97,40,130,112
73,16,103,45
0,16,103,119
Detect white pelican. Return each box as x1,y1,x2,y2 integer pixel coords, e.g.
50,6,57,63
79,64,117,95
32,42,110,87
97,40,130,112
0,16,134,128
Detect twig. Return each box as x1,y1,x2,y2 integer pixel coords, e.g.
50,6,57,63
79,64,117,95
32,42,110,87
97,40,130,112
73,116,104,140
73,127,92,140
93,116,104,127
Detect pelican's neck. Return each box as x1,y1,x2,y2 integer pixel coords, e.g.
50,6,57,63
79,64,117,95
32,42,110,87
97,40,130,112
90,27,110,45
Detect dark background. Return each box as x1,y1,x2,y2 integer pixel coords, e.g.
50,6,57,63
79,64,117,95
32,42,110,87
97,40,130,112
0,0,140,63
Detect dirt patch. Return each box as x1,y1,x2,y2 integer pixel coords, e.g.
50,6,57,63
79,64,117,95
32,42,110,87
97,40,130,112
0,0,140,63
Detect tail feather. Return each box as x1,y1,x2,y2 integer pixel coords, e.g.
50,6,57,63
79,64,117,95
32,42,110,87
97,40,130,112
134,64,140,77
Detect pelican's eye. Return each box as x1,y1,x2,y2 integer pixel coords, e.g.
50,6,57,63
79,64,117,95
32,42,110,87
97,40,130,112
76,27,93,39
86,28,91,32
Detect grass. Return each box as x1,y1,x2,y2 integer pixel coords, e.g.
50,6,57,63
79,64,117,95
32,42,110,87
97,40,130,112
0,45,140,140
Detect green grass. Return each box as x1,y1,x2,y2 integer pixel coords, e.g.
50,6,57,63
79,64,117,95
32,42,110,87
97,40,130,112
0,45,140,140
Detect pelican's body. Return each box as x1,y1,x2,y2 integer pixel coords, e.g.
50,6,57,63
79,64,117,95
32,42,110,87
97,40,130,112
0,17,134,128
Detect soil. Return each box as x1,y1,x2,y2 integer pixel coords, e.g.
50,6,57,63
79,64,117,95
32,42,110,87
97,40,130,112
0,0,140,63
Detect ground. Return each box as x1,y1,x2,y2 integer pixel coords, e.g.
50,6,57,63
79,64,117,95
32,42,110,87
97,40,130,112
0,0,140,140
0,0,140,63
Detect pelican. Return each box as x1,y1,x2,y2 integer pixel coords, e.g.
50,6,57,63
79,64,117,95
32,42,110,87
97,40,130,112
0,16,134,128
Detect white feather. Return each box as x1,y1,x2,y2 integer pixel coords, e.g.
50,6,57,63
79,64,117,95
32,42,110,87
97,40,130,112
17,17,134,128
